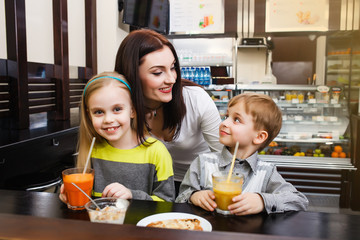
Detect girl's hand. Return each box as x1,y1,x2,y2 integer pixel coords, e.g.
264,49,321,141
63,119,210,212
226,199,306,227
228,192,264,216
102,182,132,199
190,190,217,211
59,184,68,203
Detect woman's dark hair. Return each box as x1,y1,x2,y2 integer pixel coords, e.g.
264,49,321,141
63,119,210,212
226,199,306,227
114,29,186,143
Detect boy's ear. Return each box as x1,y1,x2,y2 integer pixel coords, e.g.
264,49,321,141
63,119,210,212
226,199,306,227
253,130,268,145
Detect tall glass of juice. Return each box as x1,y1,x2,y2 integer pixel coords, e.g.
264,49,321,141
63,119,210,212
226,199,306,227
212,171,243,215
62,167,94,210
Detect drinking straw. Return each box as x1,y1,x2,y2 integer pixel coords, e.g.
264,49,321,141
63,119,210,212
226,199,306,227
83,137,96,174
226,141,239,183
71,182,100,210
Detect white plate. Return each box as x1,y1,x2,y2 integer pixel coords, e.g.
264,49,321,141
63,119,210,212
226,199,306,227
136,212,212,232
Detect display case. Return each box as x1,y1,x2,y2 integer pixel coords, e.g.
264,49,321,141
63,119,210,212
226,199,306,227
326,32,360,88
206,84,356,207
326,31,360,116
233,84,353,167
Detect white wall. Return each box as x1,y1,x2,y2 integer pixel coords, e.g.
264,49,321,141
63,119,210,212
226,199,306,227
0,0,7,59
25,0,54,64
0,0,129,73
97,0,129,73
68,0,86,67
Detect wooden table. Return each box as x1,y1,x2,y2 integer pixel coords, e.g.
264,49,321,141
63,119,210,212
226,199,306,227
0,189,359,240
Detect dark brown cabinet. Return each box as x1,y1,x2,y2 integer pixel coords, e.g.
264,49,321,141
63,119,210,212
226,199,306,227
0,127,78,191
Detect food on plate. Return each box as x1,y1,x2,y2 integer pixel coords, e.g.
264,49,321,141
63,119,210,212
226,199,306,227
146,218,203,231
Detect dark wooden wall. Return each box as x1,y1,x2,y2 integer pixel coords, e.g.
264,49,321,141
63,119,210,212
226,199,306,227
0,0,97,130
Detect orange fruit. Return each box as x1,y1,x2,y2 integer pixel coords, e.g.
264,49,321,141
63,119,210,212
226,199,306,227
334,146,342,153
339,152,346,158
331,152,339,158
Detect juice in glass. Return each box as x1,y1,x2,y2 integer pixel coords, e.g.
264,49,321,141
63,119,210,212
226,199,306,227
62,167,94,210
212,171,243,215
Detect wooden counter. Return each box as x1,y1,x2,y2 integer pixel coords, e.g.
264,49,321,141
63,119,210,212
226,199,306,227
1,189,360,240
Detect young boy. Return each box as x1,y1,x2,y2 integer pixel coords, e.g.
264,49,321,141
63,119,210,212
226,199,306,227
176,93,308,215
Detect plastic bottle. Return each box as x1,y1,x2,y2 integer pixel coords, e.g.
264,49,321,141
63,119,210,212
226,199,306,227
204,67,211,86
194,67,200,84
181,67,185,79
184,67,190,80
189,67,195,81
199,68,205,85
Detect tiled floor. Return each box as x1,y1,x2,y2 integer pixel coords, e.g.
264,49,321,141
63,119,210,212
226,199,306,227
306,194,360,215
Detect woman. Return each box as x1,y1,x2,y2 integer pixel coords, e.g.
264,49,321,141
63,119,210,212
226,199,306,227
114,29,222,190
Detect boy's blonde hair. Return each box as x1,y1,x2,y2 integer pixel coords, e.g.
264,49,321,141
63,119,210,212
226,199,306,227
228,92,282,151
76,72,135,167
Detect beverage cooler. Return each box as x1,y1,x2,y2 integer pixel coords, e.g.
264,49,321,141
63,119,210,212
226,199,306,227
206,84,356,208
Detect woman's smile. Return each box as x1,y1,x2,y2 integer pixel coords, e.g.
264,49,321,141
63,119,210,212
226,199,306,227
159,86,173,93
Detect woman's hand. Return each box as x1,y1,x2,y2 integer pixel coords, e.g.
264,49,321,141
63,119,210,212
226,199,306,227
190,190,217,211
102,182,132,199
228,192,264,216
59,184,68,203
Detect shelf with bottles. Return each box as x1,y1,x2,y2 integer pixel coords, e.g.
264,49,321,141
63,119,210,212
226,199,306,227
181,66,212,86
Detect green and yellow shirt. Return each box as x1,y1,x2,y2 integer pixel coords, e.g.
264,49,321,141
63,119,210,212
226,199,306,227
91,137,175,202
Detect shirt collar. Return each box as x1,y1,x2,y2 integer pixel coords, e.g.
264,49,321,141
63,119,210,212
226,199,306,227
219,146,259,173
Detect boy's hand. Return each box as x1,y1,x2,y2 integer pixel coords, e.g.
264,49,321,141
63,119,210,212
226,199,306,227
59,184,67,203
228,192,264,215
102,182,132,199
190,190,217,211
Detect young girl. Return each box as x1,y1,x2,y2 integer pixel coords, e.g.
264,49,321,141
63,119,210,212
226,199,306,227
59,72,175,202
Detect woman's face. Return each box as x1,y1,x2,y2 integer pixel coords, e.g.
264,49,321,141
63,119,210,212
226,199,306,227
138,46,177,108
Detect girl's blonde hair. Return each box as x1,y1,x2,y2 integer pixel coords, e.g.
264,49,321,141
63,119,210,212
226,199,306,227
76,72,135,167
228,92,282,151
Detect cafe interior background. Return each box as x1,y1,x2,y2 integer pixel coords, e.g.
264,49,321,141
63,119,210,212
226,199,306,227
0,0,359,213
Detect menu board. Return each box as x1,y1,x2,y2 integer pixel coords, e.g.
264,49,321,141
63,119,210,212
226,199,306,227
169,0,224,34
266,0,329,32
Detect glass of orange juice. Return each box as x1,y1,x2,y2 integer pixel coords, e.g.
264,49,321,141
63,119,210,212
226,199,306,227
62,167,94,210
212,171,244,215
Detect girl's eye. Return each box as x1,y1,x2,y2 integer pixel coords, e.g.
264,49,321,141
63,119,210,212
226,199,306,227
94,110,103,115
114,107,122,112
